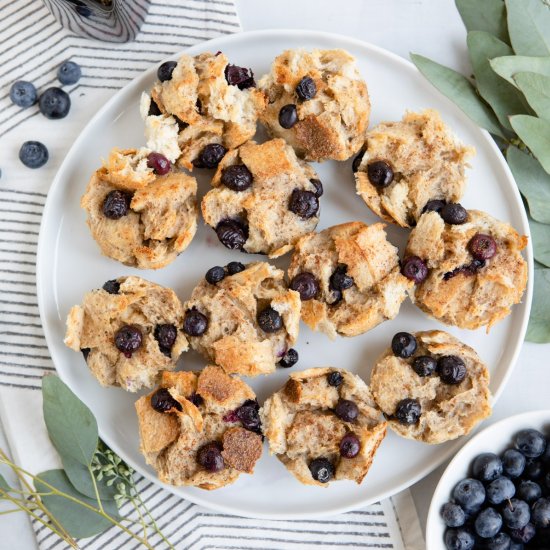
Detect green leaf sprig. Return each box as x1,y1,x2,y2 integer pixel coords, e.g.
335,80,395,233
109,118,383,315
0,376,175,549
411,0,550,342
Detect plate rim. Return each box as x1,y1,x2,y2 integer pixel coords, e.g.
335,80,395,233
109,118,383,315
36,28,534,519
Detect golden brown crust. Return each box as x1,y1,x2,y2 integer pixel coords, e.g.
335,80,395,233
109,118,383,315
260,367,386,486
288,222,412,338
370,330,492,444
221,427,263,473
258,49,370,162
406,210,528,330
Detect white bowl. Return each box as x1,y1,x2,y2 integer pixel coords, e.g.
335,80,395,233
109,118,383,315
426,410,550,549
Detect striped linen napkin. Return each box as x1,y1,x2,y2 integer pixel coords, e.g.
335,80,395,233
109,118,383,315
0,1,425,548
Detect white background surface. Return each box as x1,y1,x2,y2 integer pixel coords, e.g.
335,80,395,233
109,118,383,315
2,0,549,547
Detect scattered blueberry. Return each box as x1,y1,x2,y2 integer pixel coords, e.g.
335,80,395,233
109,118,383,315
391,332,417,358
187,393,203,407
516,480,542,504
412,355,437,377
437,355,467,385
182,308,208,337
472,453,503,482
157,61,177,82
532,498,550,528
502,449,526,478
475,507,503,539
197,441,224,472
444,528,475,550
215,219,248,250
486,532,512,550
10,81,37,108
515,429,547,458
224,64,255,89
327,371,343,387
453,478,486,514
423,199,446,214
394,398,421,425
193,143,227,169
295,76,317,100
308,457,334,483
524,459,544,480
221,164,253,192
278,348,298,368
57,61,81,85
441,502,467,528
154,324,178,357
441,203,468,225
147,152,171,175
288,189,319,219
205,266,225,284
39,87,71,119
150,387,182,413
102,190,131,219
290,272,319,301
367,160,393,187
486,476,515,505
502,499,530,530
352,150,364,173
310,178,323,197
19,141,48,169
468,233,497,261
114,325,142,357
236,399,262,434
340,433,361,459
226,261,245,275
509,523,536,544
334,399,359,422
329,265,354,291
102,279,120,294
401,256,428,283
257,306,283,333
279,104,298,129
443,258,486,281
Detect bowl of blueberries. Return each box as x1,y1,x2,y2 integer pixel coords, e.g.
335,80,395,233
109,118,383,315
427,410,550,550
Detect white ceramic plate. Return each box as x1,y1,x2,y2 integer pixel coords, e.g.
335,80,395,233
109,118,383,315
36,30,533,519
426,410,550,549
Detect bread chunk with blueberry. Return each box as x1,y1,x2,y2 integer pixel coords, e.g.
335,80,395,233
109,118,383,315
354,110,474,227
201,139,322,258
64,276,188,392
403,207,528,330
370,330,491,444
141,52,267,170
136,367,263,490
287,221,412,339
81,147,197,270
258,49,370,162
261,367,386,486
182,261,301,377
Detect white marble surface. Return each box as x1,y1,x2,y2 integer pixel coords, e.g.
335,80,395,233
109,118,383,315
1,1,549,548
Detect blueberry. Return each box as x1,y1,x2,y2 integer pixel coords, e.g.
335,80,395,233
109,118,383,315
515,429,547,458
441,203,468,225
81,348,90,361
412,356,437,377
444,528,475,550
296,76,316,100
487,476,516,505
340,433,361,458
394,398,421,425
472,453,503,482
475,507,503,539
226,261,245,275
544,471,550,492
150,388,182,413
154,324,177,357
224,64,255,89
401,256,429,283
524,459,544,480
193,143,227,169
19,141,48,169
329,265,354,291
114,325,142,357
310,178,323,197
486,532,512,550
437,355,467,385
532,497,550,528
391,332,417,358
157,61,177,82
148,98,162,116
541,440,550,465
288,189,319,219
9,81,37,108
468,233,497,261
215,219,248,250
441,502,467,528
423,199,446,214
197,441,224,472
147,152,171,175
102,190,131,219
516,480,542,503
328,288,343,306
334,399,359,422
57,61,81,85
257,306,283,333
290,272,319,301
221,164,253,192
183,308,208,337
205,266,225,284
278,348,298,368
367,160,394,187
102,280,120,294
509,523,536,544
39,87,71,119
308,457,334,483
453,478,486,514
502,499,530,530
279,104,298,129
236,399,262,434
502,449,526,478
352,150,364,173
327,371,343,387
187,393,203,407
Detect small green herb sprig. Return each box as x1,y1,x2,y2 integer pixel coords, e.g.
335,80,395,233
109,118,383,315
410,0,550,342
0,376,174,549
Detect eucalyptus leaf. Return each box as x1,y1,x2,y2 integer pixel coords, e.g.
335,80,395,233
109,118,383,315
467,31,529,130
410,53,505,138
529,216,550,267
42,376,98,467
0,473,10,492
490,55,550,87
455,0,509,43
526,268,550,343
506,145,550,223
62,455,117,501
514,72,550,120
506,0,550,56
36,469,118,539
510,115,550,175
